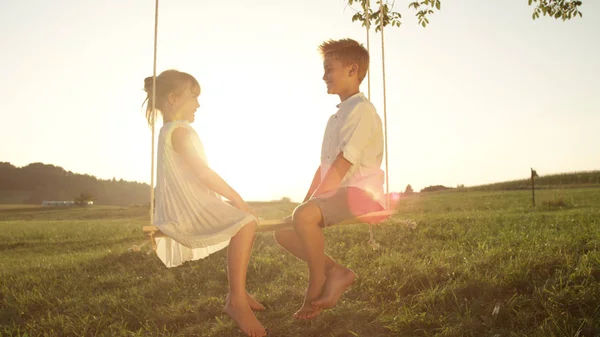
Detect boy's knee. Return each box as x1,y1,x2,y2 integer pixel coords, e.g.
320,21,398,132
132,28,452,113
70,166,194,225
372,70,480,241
292,202,322,229
273,228,296,245
273,229,284,243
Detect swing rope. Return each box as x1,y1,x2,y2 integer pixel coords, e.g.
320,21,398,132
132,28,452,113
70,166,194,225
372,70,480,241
365,0,391,250
379,0,390,212
365,0,380,250
137,0,403,254
149,0,159,226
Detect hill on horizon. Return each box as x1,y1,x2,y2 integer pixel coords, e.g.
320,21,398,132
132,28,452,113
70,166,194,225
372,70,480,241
0,162,149,206
2,161,599,205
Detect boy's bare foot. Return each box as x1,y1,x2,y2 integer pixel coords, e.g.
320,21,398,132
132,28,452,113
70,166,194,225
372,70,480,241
312,265,356,309
226,293,266,311
293,279,325,320
224,298,267,337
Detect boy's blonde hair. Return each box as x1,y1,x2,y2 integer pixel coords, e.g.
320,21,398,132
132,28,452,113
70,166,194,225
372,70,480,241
319,38,370,84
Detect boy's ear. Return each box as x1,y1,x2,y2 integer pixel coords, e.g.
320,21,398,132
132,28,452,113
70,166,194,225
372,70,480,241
349,63,359,77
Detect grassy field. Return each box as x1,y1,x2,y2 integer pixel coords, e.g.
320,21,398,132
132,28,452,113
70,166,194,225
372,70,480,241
0,205,40,210
1,188,599,336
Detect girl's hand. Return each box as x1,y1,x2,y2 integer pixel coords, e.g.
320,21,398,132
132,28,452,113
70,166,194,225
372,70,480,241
233,199,257,218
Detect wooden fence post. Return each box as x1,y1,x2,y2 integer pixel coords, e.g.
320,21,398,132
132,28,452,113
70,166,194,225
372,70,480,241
531,168,538,208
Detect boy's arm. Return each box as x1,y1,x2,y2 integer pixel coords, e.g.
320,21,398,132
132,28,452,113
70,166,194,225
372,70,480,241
312,106,379,198
172,128,252,214
303,166,322,203
311,153,352,198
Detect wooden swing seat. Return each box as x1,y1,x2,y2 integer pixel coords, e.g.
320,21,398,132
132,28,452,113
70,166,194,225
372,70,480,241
141,209,395,251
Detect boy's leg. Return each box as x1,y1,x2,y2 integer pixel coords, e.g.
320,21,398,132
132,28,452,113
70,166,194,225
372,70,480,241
273,228,337,273
224,221,267,337
273,227,357,312
290,201,327,319
274,187,382,317
309,187,383,310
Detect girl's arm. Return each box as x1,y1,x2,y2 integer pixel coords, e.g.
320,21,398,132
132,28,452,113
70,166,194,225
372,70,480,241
172,128,253,214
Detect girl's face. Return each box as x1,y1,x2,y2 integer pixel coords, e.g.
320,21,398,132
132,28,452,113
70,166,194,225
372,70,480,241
170,83,200,123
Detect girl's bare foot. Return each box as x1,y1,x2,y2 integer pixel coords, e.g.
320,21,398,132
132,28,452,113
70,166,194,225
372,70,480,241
226,293,266,311
312,265,356,309
246,293,266,311
224,297,267,337
293,278,325,320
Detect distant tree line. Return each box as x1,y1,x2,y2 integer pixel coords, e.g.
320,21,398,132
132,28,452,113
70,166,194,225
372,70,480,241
417,171,600,193
420,185,452,193
466,171,600,191
0,162,150,206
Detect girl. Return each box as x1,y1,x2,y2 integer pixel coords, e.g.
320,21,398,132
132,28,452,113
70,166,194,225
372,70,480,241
143,69,266,337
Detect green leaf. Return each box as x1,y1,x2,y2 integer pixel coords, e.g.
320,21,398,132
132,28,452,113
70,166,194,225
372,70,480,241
436,0,441,10
422,21,426,27
528,0,532,5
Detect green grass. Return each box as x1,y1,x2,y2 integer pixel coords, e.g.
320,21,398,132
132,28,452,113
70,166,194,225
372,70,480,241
1,189,599,336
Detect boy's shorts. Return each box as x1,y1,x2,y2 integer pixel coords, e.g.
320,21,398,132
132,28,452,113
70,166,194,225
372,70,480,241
311,187,384,228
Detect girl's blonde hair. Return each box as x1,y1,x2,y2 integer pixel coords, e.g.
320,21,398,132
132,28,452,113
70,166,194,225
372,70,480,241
142,69,199,126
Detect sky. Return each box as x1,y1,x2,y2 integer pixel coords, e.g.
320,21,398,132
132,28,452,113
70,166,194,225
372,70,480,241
1,0,599,203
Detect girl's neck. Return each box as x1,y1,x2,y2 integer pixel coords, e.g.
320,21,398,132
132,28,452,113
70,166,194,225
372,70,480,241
163,115,180,124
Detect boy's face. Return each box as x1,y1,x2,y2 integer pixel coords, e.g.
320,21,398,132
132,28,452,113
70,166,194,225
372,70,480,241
171,84,200,123
322,55,357,96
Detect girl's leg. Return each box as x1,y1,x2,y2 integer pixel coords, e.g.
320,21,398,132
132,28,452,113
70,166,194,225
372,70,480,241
224,221,266,337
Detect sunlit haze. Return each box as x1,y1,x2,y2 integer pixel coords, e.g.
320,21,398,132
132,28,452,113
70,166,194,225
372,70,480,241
1,0,598,202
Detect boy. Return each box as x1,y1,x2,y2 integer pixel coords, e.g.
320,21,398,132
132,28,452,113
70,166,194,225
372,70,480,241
274,38,386,319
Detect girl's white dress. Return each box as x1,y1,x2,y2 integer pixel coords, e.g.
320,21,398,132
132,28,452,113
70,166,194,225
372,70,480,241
152,120,256,268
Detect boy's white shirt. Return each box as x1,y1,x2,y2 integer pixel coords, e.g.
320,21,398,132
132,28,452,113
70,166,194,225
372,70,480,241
320,92,386,208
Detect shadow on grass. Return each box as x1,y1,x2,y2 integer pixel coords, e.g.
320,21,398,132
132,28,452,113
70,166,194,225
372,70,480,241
2,248,408,336
4,233,600,336
0,206,147,221
0,237,137,254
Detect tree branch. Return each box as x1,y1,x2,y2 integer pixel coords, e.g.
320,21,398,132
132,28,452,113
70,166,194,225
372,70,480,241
345,0,583,29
